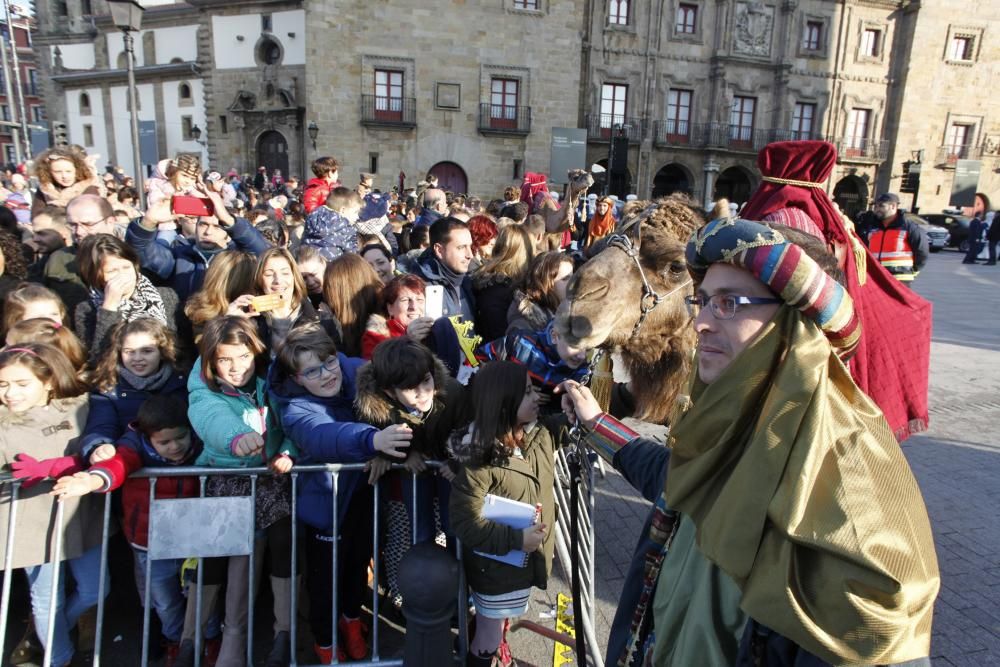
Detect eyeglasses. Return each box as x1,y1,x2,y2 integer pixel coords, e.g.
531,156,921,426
68,218,109,228
298,356,340,382
684,294,782,320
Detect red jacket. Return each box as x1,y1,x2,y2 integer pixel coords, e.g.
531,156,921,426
303,177,339,214
89,429,202,548
361,316,408,360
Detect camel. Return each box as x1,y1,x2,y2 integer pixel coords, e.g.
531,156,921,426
530,169,594,250
556,195,728,425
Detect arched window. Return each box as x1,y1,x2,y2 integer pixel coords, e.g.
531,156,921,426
178,82,193,107
79,92,91,115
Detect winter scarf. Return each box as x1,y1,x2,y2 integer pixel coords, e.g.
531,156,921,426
118,362,175,393
89,273,167,324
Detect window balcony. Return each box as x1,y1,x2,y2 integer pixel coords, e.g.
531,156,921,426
934,144,980,167
696,123,772,153
361,94,416,129
477,103,531,136
831,137,889,163
652,119,698,148
585,114,642,143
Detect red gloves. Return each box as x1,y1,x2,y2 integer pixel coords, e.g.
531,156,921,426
10,454,84,489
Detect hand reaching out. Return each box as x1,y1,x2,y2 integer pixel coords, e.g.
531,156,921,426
366,457,393,485
373,424,412,458
556,380,602,429
89,444,116,465
50,472,103,500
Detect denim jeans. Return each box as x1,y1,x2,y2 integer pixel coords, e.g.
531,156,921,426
400,471,452,544
24,543,109,667
132,550,221,643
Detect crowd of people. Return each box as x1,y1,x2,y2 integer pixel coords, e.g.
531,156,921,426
0,146,615,667
0,139,942,667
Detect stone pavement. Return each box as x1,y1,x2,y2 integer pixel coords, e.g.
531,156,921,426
508,248,1000,666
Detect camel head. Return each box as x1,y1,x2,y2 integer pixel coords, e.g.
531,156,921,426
556,195,728,424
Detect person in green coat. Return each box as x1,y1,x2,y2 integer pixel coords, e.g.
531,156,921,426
448,360,557,667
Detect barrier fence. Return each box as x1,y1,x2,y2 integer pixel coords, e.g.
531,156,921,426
0,455,604,667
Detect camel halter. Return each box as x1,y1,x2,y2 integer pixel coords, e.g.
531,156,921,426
605,217,692,340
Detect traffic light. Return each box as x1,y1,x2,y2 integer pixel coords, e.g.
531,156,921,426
52,121,68,147
900,160,920,194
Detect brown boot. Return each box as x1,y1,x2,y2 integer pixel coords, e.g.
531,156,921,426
9,617,42,665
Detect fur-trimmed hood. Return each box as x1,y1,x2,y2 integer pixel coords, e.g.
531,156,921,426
505,289,554,333
354,353,450,427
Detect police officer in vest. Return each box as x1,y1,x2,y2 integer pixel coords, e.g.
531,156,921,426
864,192,929,284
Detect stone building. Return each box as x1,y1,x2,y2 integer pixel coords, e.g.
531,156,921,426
30,0,997,207
0,9,44,165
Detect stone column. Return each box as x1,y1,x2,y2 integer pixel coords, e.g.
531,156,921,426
703,159,720,209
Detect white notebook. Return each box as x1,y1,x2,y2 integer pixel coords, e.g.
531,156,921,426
474,494,541,568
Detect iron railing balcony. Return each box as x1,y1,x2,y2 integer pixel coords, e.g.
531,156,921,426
477,103,531,135
585,113,642,143
361,94,416,129
934,144,980,167
832,137,889,163
652,119,698,147
696,122,772,152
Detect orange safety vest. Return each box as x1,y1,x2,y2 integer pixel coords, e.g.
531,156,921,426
870,226,917,280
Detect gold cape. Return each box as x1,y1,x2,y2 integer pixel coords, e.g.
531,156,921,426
665,307,939,665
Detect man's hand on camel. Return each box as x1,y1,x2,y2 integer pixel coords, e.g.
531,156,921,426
556,380,602,429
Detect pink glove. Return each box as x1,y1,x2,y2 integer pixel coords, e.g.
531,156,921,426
10,454,84,489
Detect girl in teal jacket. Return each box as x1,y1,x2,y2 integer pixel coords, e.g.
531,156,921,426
187,315,296,667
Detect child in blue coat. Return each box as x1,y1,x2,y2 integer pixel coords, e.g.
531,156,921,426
187,316,297,667
81,318,187,464
269,324,411,663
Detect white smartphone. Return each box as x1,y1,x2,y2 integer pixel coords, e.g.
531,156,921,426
425,285,445,319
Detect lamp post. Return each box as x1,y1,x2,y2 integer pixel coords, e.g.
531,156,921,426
107,0,145,208
307,121,319,150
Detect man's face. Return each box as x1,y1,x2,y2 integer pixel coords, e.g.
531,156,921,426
195,216,229,249
873,200,898,221
693,264,781,384
66,201,115,242
434,229,473,275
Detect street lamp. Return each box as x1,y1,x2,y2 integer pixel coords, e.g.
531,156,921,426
191,124,206,145
107,0,145,208
307,121,319,150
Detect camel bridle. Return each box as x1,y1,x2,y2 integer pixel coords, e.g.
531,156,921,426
605,216,692,340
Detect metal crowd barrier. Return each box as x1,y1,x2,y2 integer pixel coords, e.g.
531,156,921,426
552,447,604,667
0,462,468,667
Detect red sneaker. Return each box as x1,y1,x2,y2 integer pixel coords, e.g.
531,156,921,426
203,637,222,667
338,616,369,660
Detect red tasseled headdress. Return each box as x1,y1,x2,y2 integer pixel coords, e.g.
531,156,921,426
742,140,931,441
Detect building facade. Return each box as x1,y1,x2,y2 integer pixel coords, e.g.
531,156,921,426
30,0,997,210
0,8,44,166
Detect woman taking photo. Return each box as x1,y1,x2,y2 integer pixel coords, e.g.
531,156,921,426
360,273,435,359
183,249,257,343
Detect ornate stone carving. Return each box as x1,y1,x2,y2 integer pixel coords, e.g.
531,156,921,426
733,1,774,57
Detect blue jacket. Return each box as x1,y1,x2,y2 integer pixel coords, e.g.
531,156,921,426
300,206,358,261
189,358,296,468
126,217,270,301
80,368,188,459
413,208,442,228
268,353,377,531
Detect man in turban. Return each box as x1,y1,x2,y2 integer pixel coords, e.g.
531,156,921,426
561,217,939,667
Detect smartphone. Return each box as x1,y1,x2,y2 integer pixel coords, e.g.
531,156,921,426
424,285,445,319
251,294,284,313
171,195,213,217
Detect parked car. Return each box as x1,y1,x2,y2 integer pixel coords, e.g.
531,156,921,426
921,213,974,252
905,213,949,252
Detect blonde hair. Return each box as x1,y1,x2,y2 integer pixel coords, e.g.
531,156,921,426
184,250,257,334
32,148,94,190
255,247,308,308
477,225,534,284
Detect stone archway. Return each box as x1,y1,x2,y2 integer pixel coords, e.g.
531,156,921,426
833,175,869,220
428,161,468,194
256,130,289,180
652,163,693,198
714,166,753,206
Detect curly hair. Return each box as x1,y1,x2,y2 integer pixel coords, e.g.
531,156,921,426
32,148,94,189
0,231,28,281
90,318,180,393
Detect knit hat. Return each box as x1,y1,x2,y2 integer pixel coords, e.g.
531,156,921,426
359,193,389,222
172,154,201,181
686,216,861,358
